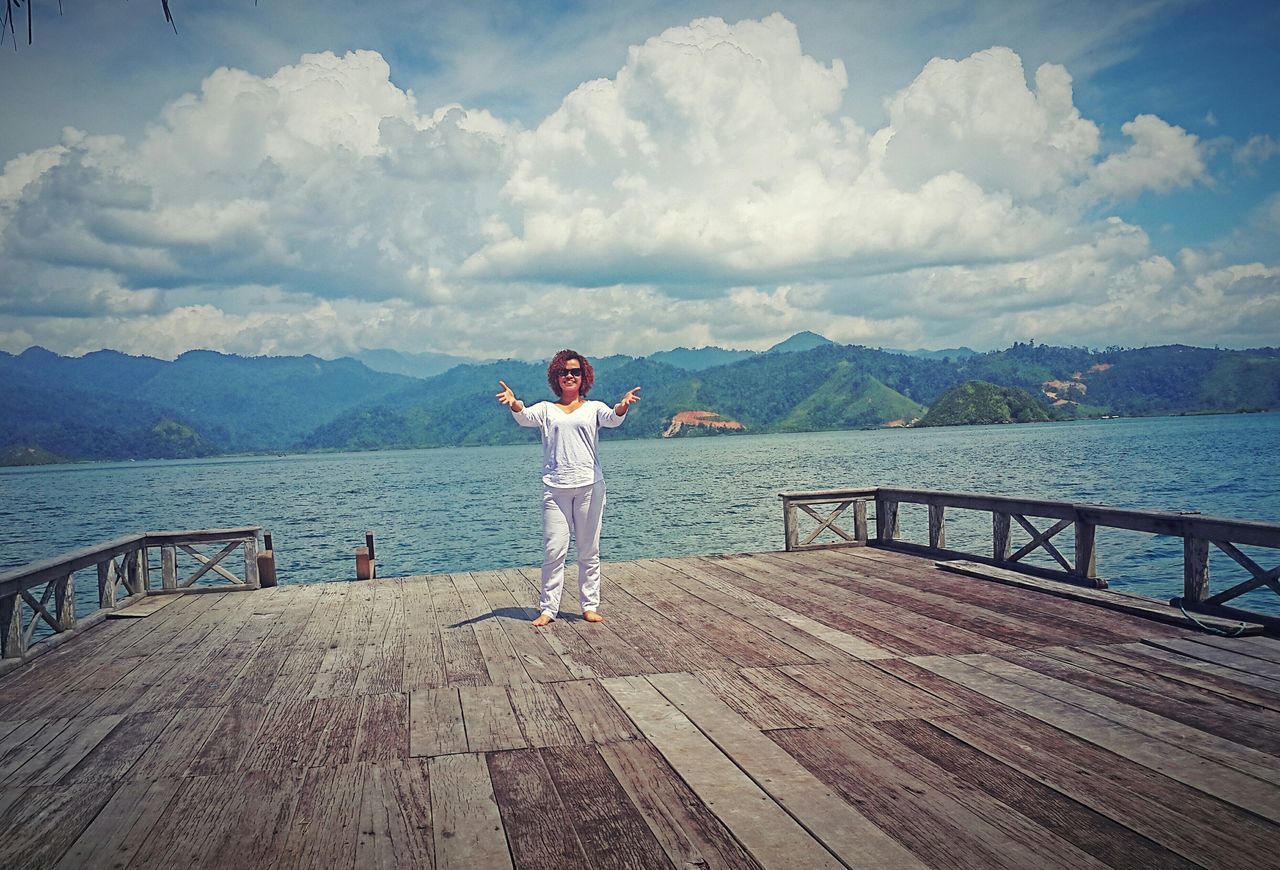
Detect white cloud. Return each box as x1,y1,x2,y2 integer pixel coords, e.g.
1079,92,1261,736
0,13,1273,360
1234,134,1280,172
1089,114,1206,198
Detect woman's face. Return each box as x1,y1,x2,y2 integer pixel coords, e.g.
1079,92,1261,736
557,358,584,394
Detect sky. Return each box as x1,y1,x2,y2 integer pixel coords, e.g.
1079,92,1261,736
0,0,1276,360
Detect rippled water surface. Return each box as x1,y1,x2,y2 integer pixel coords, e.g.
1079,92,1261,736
4,412,1278,616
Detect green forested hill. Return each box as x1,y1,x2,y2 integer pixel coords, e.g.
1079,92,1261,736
3,338,1278,463
916,381,1053,427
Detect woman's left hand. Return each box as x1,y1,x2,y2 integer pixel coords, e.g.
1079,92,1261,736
615,386,642,415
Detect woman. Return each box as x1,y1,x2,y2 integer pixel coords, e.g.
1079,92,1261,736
496,350,641,626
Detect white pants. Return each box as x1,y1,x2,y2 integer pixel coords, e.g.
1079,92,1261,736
539,481,606,618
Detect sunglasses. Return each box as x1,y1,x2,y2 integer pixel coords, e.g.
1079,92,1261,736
557,367,583,379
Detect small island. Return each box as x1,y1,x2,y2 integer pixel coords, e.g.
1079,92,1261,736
914,380,1052,427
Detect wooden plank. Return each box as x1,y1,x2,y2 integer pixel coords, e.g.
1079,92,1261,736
428,752,513,870
124,706,224,780
53,778,183,870
962,653,1280,786
773,550,1097,649
607,561,811,667
598,738,764,870
663,556,893,660
58,710,175,783
450,574,533,687
1026,647,1280,755
1186,633,1280,664
0,718,70,782
430,575,491,687
913,655,1280,824
309,582,378,698
8,714,123,786
507,685,581,748
487,748,590,867
600,674,847,870
460,685,527,753
354,581,406,695
553,679,639,745
769,725,1103,870
781,660,963,722
107,594,182,618
662,558,877,663
357,759,434,869
648,671,928,869
185,703,271,776
836,547,1189,639
1147,636,1280,680
125,771,240,866
930,710,1280,870
880,718,1201,870
304,695,365,768
1087,643,1280,712
937,559,1263,634
202,768,297,868
352,692,409,762
409,687,467,758
539,744,669,867
278,763,365,868
468,570,575,684
0,781,116,869
238,699,321,773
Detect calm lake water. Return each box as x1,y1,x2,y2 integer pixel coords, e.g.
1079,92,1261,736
3,412,1279,618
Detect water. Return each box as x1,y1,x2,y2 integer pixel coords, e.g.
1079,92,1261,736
3,413,1279,620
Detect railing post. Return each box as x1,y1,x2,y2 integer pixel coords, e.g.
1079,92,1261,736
783,498,798,551
929,504,946,550
1183,536,1210,605
993,512,1012,562
244,536,261,589
876,497,899,543
133,546,148,593
1,595,23,660
54,573,76,631
854,500,868,544
98,559,117,609
162,545,177,591
1075,519,1098,583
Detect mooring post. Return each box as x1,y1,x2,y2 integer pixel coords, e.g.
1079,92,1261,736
258,529,278,588
355,546,373,581
365,530,377,579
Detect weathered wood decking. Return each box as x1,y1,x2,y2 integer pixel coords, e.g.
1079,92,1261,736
1,546,1278,868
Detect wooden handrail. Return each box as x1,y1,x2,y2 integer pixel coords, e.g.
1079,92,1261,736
1,527,263,669
781,487,1280,623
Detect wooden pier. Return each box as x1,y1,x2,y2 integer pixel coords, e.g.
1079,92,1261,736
1,490,1279,868
1,550,1279,868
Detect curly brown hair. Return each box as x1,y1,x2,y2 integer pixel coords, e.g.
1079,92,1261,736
547,349,594,397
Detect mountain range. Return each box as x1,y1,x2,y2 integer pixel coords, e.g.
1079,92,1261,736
2,335,1278,464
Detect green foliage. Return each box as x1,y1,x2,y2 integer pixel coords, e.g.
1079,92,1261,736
4,337,1279,463
916,381,1054,427
0,445,66,466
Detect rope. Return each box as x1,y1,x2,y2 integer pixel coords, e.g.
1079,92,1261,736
1169,596,1250,638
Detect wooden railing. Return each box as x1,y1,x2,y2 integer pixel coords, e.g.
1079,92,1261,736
0,527,261,671
781,487,1280,621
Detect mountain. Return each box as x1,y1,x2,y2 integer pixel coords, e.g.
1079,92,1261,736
3,336,1278,464
647,346,757,370
766,331,834,354
349,348,476,379
915,381,1053,426
884,347,980,361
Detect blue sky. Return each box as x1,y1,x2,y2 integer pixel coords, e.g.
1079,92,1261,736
0,0,1275,359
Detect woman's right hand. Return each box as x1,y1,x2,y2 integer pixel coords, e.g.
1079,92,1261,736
496,380,523,412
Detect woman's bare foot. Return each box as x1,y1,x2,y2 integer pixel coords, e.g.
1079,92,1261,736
531,613,553,627
583,610,604,623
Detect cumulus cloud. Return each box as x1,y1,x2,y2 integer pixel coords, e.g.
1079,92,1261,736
1089,114,1206,198
0,13,1273,360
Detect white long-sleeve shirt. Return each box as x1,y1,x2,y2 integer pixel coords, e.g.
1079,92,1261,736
512,399,625,487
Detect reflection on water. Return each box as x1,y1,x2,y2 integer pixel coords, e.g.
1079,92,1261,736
3,412,1278,616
